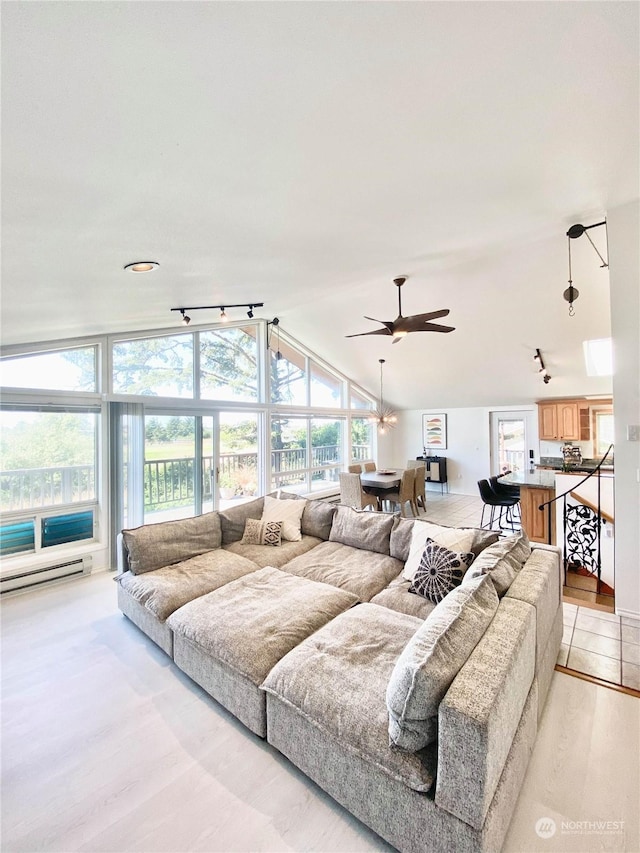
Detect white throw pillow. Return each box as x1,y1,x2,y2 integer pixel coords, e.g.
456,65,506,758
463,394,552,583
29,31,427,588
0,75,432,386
403,521,476,582
261,495,306,542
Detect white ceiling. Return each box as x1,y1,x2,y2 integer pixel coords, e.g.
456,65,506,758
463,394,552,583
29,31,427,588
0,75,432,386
2,2,638,408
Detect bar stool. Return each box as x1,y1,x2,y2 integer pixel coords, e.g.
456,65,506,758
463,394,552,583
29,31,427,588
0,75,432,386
489,476,522,529
477,479,520,532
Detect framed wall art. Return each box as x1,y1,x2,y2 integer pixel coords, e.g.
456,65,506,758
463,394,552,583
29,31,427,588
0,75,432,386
423,413,447,450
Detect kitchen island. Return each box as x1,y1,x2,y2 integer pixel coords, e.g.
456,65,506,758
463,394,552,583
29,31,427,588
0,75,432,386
502,469,556,544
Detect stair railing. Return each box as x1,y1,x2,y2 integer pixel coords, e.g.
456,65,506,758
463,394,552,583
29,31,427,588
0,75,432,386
538,444,614,595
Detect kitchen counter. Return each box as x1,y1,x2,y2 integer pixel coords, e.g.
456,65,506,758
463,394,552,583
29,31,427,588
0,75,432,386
537,456,614,473
502,470,556,490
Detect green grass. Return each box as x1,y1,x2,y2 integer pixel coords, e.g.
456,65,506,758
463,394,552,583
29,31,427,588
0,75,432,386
144,440,198,461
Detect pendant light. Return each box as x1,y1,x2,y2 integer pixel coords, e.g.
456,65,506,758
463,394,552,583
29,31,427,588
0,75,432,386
370,359,397,433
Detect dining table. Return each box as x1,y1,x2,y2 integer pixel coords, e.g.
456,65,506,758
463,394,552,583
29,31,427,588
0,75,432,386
360,469,404,510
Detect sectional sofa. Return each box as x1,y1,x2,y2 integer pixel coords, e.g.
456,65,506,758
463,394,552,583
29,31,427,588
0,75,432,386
115,493,562,853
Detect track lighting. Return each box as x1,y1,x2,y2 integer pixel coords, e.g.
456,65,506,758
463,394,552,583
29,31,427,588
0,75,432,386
170,302,264,324
564,220,608,316
534,349,551,384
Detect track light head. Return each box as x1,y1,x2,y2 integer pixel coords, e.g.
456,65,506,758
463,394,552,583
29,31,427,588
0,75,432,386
247,306,254,319
180,310,191,326
543,373,551,384
220,308,228,322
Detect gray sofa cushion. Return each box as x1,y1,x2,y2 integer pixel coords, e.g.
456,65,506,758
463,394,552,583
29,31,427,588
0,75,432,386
223,534,322,568
219,497,265,544
281,540,403,601
301,500,337,540
116,549,259,621
369,576,437,620
329,505,395,555
386,573,499,752
262,603,437,793
122,512,222,575
390,516,499,563
505,546,561,668
464,531,531,596
168,566,359,687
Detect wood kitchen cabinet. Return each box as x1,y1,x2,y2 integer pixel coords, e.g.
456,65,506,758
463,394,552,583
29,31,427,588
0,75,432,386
538,400,580,441
520,485,556,544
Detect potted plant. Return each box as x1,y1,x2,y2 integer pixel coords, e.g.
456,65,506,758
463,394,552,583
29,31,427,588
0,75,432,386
218,471,237,501
236,465,258,497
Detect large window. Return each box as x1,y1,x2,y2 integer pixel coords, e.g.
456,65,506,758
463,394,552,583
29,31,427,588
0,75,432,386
270,415,344,494
1,346,97,392
200,327,258,402
270,341,306,405
0,319,377,568
0,408,98,556
351,417,373,462
310,362,343,408
113,334,193,397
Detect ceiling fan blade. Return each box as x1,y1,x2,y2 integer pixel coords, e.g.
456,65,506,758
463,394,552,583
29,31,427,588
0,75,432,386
404,309,450,323
398,314,452,333
363,316,394,330
345,328,393,338
413,322,456,333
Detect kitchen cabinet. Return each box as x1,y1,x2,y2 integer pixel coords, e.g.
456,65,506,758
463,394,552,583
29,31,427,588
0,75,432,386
538,398,612,442
520,485,556,544
538,400,580,440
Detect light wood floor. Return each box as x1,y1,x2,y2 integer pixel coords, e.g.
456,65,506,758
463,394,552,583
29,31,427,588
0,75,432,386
2,572,639,853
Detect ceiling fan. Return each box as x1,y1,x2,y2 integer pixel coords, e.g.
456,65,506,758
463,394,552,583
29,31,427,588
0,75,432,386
346,277,455,344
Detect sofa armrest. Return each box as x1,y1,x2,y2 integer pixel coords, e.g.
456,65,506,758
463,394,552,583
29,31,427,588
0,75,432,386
116,532,130,574
435,597,536,830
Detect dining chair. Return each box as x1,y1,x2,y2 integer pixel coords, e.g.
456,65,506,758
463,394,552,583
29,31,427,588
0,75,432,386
384,468,417,517
339,472,379,511
363,462,377,472
405,460,421,468
348,463,362,474
413,464,426,513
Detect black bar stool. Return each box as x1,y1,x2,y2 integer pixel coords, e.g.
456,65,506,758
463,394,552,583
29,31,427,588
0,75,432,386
477,478,520,532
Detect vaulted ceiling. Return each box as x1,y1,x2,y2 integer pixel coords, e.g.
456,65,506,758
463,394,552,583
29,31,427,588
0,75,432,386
2,2,638,408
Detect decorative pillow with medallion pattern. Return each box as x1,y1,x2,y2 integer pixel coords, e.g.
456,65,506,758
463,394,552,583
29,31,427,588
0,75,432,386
408,538,475,604
241,518,282,547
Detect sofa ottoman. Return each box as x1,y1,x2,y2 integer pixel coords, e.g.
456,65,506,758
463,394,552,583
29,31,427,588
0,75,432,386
116,549,259,656
167,566,359,736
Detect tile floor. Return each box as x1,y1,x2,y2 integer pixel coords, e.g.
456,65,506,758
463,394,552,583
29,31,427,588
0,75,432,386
422,489,640,692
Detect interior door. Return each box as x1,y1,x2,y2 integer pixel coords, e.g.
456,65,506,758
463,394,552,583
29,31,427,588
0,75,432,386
490,411,536,477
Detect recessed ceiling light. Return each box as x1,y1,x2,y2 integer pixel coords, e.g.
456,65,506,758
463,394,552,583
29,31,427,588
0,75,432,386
124,261,159,272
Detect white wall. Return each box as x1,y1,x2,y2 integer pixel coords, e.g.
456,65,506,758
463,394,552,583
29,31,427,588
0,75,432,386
608,200,640,619
390,405,537,496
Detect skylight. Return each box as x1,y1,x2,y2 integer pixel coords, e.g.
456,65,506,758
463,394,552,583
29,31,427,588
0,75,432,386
583,338,613,377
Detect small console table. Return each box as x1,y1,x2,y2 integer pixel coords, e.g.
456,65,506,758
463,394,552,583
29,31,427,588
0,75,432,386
416,455,448,494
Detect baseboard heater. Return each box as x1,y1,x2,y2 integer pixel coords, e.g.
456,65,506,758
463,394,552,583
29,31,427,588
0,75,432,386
1,556,92,595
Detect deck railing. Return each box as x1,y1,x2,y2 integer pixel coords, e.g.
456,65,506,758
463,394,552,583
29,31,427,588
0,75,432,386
1,465,96,512
2,444,372,513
